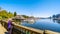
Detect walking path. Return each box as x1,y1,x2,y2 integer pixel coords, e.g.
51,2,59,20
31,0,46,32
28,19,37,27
0,23,7,34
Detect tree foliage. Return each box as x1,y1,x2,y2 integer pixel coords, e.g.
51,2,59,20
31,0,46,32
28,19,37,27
14,12,17,17
52,14,60,18
52,15,56,18
22,15,29,18
0,10,14,19
0,7,1,10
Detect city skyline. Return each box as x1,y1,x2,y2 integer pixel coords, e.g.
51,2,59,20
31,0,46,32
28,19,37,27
0,0,60,17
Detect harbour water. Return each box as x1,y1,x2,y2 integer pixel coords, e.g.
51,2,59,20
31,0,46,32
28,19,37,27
21,19,60,33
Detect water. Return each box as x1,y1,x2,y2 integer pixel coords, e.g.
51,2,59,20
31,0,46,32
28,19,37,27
21,19,60,33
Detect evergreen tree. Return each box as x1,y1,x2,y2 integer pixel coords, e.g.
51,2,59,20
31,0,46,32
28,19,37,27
14,12,17,17
0,7,1,10
52,15,56,18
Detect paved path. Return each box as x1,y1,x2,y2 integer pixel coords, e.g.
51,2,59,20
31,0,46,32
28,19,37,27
0,23,7,34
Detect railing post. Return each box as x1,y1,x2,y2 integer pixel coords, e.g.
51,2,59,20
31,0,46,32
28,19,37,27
43,30,46,34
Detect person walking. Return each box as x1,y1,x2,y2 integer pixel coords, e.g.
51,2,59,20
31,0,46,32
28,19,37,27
7,19,13,34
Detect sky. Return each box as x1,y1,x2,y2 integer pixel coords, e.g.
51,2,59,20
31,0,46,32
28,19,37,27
0,0,60,17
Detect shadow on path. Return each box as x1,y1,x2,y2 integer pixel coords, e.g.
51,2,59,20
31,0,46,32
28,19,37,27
5,32,9,34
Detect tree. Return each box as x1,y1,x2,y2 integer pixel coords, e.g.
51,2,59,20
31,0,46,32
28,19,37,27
0,7,1,10
14,12,17,17
56,14,60,18
9,11,12,14
0,10,14,19
52,15,56,19
22,15,29,18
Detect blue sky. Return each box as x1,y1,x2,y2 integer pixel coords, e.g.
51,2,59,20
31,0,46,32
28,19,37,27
0,0,60,17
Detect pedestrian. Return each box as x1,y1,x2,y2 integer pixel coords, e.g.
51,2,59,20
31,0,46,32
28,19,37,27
7,19,13,34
